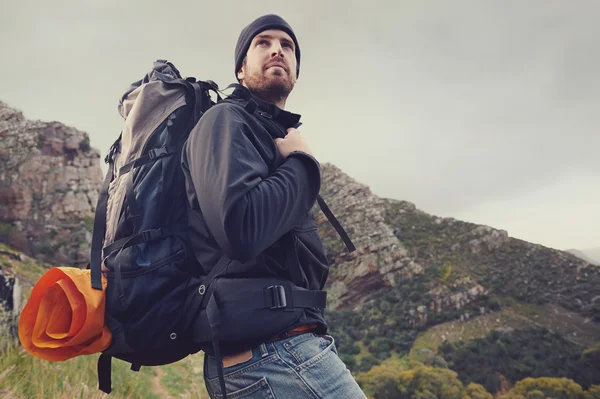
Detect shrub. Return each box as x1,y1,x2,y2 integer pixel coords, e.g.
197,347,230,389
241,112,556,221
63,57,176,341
500,377,585,399
358,354,380,373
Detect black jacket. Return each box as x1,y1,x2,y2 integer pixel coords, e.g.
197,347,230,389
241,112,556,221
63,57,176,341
181,85,330,343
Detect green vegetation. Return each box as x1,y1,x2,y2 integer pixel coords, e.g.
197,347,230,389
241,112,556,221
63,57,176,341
382,200,600,321
327,273,498,372
440,328,600,393
83,216,95,231
0,223,17,242
36,133,46,149
31,236,54,258
0,329,157,398
159,353,209,398
356,356,412,398
409,305,576,357
0,243,46,294
358,364,493,399
0,243,207,398
79,136,91,153
356,360,600,399
500,378,600,399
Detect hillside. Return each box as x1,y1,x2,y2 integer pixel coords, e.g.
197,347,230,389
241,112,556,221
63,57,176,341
568,248,600,266
314,164,600,395
316,164,600,320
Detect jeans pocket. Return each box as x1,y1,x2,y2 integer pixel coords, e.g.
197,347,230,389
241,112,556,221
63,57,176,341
208,376,275,399
205,351,255,379
205,350,278,382
282,333,335,368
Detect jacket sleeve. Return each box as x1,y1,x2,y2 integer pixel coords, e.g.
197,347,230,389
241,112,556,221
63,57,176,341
185,103,321,262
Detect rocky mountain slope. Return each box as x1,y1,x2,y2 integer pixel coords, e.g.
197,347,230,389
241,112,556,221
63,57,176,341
314,163,600,387
316,164,599,319
0,101,103,266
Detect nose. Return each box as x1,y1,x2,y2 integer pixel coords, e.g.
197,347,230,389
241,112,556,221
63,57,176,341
270,42,283,58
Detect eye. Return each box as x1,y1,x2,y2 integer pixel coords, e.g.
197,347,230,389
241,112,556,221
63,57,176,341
282,42,293,50
257,39,269,46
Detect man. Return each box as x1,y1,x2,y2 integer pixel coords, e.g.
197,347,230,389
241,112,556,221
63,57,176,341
182,14,367,398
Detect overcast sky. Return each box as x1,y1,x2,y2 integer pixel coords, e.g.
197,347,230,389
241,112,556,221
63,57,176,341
2,0,598,251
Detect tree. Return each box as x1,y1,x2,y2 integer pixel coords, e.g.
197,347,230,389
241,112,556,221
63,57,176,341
358,354,381,372
359,363,495,399
356,359,406,398
462,383,493,399
501,377,586,399
584,385,600,399
397,366,464,399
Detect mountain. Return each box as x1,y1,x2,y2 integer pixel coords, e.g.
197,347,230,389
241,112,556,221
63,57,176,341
314,163,600,393
316,164,599,321
567,247,600,266
0,101,103,266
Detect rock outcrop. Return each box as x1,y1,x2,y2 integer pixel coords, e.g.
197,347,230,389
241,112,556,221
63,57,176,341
315,163,600,323
316,164,425,310
0,101,103,265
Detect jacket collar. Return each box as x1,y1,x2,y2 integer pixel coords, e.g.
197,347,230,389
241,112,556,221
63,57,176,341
228,84,301,129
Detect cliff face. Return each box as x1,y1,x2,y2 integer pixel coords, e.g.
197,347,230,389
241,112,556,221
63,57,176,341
315,163,600,332
0,101,103,266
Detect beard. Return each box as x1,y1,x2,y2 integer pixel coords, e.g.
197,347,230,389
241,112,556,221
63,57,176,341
244,66,295,106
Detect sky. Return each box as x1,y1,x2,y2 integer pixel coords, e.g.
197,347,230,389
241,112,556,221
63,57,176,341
1,0,598,251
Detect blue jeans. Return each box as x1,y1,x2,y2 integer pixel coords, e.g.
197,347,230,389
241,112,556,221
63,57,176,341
203,333,367,398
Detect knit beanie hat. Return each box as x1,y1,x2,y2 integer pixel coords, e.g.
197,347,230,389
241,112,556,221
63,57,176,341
234,14,301,81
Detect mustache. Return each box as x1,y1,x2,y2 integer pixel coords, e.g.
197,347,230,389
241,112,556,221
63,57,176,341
264,58,288,72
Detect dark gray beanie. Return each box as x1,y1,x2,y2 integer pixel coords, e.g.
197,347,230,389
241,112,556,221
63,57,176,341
234,14,301,81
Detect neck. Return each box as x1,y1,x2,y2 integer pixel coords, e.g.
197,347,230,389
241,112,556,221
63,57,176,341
271,97,286,109
242,82,287,109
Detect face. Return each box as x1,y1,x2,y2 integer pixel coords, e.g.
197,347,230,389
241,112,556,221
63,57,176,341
237,29,297,104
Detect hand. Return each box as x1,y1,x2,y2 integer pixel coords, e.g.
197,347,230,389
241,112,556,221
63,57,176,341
274,128,313,158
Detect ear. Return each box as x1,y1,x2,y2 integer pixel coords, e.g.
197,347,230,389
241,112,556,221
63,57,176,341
237,67,245,82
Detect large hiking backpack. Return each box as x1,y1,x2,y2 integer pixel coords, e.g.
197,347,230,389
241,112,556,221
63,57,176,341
90,60,355,397
89,60,218,393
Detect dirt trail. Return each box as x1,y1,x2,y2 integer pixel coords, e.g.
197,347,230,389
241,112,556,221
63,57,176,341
152,367,173,399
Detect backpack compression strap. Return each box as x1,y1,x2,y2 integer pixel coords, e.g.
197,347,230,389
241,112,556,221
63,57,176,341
90,157,116,290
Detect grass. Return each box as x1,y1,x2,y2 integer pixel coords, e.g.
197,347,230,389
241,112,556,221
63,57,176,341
0,243,205,398
0,328,211,398
354,340,372,363
0,243,47,298
0,328,158,398
506,299,600,347
159,353,209,398
409,297,600,359
409,309,535,357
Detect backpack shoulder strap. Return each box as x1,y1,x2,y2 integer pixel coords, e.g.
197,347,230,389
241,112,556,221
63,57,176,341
316,195,355,253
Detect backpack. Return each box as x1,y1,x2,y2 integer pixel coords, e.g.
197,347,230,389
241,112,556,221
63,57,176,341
89,60,355,397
